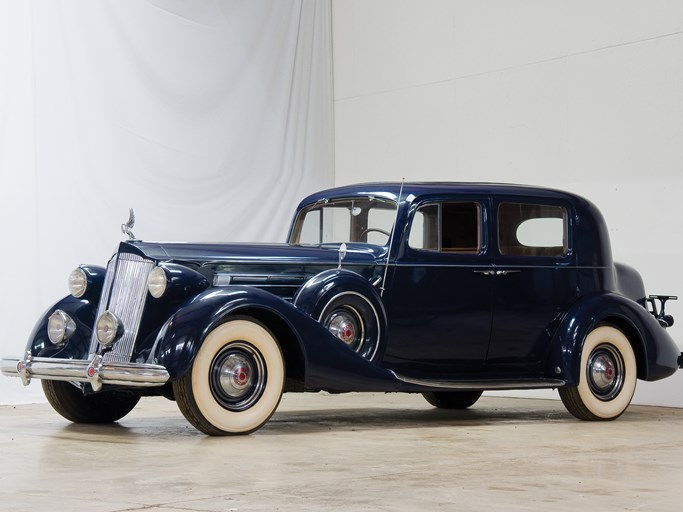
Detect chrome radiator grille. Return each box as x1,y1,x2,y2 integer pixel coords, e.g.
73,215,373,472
88,252,154,363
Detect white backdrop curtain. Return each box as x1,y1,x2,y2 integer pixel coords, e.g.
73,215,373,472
0,0,334,404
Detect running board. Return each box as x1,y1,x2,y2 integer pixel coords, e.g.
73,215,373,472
393,373,565,391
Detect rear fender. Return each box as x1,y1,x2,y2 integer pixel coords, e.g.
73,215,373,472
546,292,680,385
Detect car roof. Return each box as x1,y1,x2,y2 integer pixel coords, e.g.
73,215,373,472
295,182,613,267
300,182,585,204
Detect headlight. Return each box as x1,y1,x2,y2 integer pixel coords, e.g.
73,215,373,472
47,310,76,345
96,311,123,346
148,267,167,298
68,268,87,298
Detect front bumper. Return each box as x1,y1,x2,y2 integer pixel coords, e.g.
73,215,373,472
1,352,169,392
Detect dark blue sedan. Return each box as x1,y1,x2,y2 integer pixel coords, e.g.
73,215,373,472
3,182,681,434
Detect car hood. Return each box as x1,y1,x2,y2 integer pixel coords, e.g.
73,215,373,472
121,240,387,266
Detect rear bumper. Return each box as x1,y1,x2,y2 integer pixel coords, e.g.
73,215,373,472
1,352,169,392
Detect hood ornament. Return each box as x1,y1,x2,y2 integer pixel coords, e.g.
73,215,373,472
121,208,136,240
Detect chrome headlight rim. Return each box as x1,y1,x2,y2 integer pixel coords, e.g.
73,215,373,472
96,310,123,347
148,266,168,299
47,309,76,345
68,267,88,298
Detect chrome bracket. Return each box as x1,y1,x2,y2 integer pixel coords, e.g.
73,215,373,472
16,351,32,386
647,295,677,328
86,354,104,392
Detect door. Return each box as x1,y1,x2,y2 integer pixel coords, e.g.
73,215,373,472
487,199,578,373
382,197,494,376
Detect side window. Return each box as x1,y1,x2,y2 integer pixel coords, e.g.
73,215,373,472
498,202,568,257
408,204,438,250
409,202,481,253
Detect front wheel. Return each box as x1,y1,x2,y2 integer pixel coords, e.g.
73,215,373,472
42,380,140,423
559,325,637,421
173,318,285,435
422,390,483,409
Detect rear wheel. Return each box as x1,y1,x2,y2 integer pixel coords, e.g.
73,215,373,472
42,380,140,423
173,318,285,435
559,325,637,421
422,390,483,409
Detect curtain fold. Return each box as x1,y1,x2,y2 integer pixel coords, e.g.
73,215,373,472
0,0,333,404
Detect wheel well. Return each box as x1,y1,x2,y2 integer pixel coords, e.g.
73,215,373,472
601,316,647,380
228,307,306,386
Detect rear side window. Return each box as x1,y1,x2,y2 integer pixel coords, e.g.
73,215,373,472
498,202,568,257
409,202,481,253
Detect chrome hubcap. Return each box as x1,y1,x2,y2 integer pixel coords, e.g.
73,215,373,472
587,344,624,401
219,354,253,395
210,342,266,411
324,307,364,350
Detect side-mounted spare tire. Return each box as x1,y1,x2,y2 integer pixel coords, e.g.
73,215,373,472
293,269,387,363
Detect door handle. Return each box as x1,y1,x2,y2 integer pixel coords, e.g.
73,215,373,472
496,270,520,276
474,270,520,276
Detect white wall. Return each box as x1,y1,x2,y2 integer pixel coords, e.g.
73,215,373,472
0,0,334,404
333,0,683,406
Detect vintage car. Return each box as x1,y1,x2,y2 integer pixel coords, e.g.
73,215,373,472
2,182,682,435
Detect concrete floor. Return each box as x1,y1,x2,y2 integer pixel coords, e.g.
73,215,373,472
1,393,682,511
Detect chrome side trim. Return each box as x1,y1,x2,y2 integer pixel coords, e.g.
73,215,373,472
392,372,565,390
1,355,169,391
212,273,307,287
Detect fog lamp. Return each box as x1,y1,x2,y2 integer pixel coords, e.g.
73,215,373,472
47,310,76,345
96,311,123,347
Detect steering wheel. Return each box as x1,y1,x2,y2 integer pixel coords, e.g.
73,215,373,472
360,228,391,238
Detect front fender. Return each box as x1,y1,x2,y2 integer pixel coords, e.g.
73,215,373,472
293,269,383,314
546,292,680,385
150,286,400,392
25,295,98,360
293,269,388,362
150,287,272,378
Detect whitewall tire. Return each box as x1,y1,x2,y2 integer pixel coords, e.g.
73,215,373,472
559,325,637,421
173,318,285,435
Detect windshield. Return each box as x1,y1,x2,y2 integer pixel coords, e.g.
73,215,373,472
290,197,397,246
